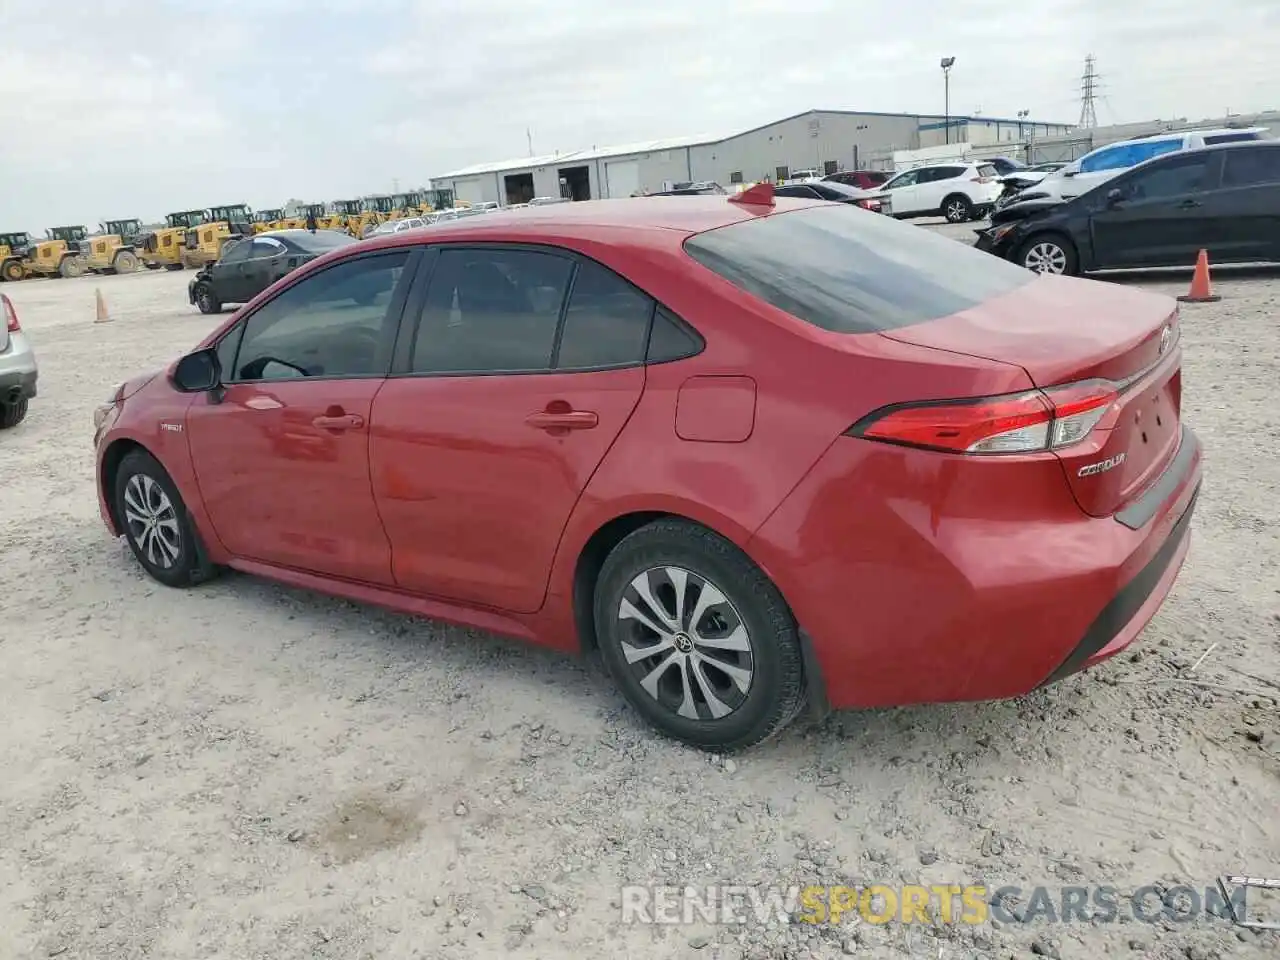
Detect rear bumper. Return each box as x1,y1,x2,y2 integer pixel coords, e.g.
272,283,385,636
0,337,38,401
0,368,37,402
747,425,1204,710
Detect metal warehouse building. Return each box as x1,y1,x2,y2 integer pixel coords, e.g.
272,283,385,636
433,108,1074,206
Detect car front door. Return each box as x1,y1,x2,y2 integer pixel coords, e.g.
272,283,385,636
881,169,922,215
210,238,253,302
1088,152,1217,268
185,248,418,583
369,246,656,614
244,237,291,297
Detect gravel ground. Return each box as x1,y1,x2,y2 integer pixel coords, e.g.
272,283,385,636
2,228,1278,960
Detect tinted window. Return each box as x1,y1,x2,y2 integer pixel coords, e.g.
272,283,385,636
250,238,285,258
922,166,965,182
1123,154,1212,200
555,260,654,369
412,248,572,373
775,185,822,198
975,164,998,179
1222,147,1280,187
684,205,1034,334
884,170,919,189
1132,140,1184,163
647,306,703,363
227,251,409,381
219,239,252,263
1204,132,1266,145
1079,145,1128,173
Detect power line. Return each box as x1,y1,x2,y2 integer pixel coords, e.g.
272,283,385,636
1079,54,1100,128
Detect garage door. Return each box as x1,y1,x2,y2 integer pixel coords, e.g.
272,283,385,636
452,178,485,205
605,160,640,199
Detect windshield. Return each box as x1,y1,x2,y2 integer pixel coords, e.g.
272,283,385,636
684,204,1034,334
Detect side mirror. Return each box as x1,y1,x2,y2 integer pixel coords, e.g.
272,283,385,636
172,348,221,392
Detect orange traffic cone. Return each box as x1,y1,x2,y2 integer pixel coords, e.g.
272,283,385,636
94,287,112,323
1177,249,1221,303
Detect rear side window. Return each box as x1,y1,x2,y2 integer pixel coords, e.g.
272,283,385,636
685,205,1034,334
1222,148,1280,187
975,164,998,178
555,260,654,369
1204,132,1266,145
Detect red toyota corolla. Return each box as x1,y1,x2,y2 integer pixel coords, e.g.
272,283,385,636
93,185,1201,751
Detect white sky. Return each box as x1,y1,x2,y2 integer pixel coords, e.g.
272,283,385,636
1,0,1276,230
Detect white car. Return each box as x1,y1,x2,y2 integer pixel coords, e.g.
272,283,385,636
366,217,426,238
1019,127,1270,202
878,161,1003,222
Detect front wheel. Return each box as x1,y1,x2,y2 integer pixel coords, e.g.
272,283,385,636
942,195,973,223
114,250,139,273
59,257,85,279
1017,234,1078,276
193,282,222,314
594,519,806,752
113,450,216,588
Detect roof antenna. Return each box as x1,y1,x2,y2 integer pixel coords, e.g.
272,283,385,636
728,182,775,207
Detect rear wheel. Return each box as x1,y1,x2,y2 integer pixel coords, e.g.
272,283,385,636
942,194,973,223
0,397,28,428
1018,234,1078,276
593,519,806,752
164,262,185,271
193,282,222,314
59,257,85,279
113,250,139,273
113,450,217,588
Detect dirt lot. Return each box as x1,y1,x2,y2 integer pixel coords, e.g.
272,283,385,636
2,229,1278,960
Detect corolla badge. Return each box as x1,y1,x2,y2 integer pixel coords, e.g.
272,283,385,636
1078,452,1126,477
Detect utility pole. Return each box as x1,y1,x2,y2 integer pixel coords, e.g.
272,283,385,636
940,57,956,143
1078,54,1099,129
527,128,533,157
1017,109,1032,163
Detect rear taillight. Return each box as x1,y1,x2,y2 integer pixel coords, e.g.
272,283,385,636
1,294,18,332
849,380,1118,455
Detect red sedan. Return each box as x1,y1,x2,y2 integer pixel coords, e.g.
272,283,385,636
93,185,1202,751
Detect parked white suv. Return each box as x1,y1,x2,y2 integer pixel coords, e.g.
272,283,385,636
1020,127,1271,202
879,161,1003,222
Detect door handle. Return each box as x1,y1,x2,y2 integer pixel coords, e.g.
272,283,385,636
1178,199,1201,209
525,410,598,431
312,413,365,430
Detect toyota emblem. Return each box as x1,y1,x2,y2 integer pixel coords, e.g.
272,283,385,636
1159,325,1172,355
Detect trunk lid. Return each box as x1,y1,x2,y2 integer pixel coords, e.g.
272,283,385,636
881,274,1183,518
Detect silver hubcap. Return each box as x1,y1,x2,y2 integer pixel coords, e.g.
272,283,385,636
617,566,754,721
1024,242,1067,274
123,474,181,569
947,201,966,220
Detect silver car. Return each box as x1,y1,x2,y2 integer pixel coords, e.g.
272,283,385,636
0,292,37,428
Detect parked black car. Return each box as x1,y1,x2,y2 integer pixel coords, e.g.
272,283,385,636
974,141,1280,275
188,229,357,313
774,179,892,215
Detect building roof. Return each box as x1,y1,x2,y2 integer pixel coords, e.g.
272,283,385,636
434,108,1075,181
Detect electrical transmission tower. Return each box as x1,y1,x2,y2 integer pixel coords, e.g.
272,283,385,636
1078,54,1100,128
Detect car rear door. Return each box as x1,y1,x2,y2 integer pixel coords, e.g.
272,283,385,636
211,239,253,302
1208,146,1280,262
185,248,419,584
369,245,652,613
1088,152,1218,268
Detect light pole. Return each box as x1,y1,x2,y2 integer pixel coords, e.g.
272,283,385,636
940,57,955,144
1017,109,1031,163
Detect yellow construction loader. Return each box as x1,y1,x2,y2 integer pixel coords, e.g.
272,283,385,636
0,232,34,281
252,209,304,233
181,204,254,268
298,203,346,232
138,211,205,270
423,188,455,212
27,227,90,278
84,219,144,274
389,192,426,219
330,199,376,238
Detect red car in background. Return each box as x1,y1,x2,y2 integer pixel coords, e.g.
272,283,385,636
824,169,892,190
93,186,1201,751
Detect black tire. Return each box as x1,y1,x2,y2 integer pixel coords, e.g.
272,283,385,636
113,450,217,588
593,519,806,752
164,262,185,271
1016,233,1079,276
942,194,973,223
0,397,28,428
114,250,139,274
2,259,24,282
59,257,85,279
194,282,222,314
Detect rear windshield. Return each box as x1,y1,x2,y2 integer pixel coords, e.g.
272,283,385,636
683,205,1035,334
292,230,359,253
